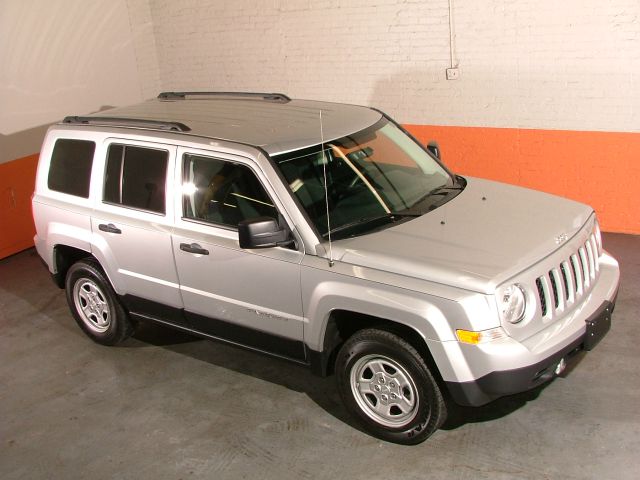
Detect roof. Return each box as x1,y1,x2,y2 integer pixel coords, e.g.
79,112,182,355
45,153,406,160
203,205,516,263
73,93,382,156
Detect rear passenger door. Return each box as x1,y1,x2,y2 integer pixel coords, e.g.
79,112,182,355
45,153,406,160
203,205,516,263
91,139,184,321
171,148,305,360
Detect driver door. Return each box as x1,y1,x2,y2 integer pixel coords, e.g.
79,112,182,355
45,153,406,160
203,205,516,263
171,148,306,360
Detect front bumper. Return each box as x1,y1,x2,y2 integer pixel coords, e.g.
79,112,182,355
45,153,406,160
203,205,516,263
439,249,619,407
445,298,616,406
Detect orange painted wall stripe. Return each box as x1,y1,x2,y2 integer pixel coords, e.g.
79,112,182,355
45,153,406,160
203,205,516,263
1,126,638,260
0,154,39,259
406,125,640,235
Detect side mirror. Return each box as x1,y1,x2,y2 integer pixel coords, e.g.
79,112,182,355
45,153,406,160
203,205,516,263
238,217,294,249
427,141,441,160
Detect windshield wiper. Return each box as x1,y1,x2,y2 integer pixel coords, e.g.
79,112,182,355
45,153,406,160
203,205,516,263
411,179,465,210
326,212,422,237
424,186,461,200
428,183,464,195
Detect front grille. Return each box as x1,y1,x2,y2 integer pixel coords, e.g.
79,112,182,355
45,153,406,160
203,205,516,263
536,278,547,316
549,269,560,309
560,263,571,300
535,233,599,319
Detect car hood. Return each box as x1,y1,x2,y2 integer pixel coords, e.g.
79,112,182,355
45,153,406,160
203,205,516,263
332,177,593,294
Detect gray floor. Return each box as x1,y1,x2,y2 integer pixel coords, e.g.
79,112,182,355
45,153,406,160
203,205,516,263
1,233,638,480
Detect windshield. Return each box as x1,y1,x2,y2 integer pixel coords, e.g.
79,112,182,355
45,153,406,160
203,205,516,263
273,118,461,239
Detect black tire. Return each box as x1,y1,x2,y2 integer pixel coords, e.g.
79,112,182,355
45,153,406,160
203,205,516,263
65,259,133,346
335,328,447,445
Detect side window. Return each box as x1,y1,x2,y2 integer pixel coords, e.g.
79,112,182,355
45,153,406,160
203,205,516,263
48,139,95,198
182,154,277,228
104,144,168,214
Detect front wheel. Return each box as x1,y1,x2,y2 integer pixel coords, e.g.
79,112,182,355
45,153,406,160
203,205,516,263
335,329,446,444
65,259,133,346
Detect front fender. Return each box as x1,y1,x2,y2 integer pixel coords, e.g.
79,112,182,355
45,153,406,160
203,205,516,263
301,259,470,352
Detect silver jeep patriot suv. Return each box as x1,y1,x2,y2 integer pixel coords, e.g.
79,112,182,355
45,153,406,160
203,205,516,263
32,92,620,444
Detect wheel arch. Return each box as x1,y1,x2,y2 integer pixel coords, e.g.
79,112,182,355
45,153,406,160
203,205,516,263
310,309,444,384
51,244,94,288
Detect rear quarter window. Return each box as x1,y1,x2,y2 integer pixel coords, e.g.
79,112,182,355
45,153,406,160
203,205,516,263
103,144,168,214
47,139,96,198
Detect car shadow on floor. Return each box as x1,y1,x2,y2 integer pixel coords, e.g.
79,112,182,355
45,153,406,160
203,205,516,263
125,318,565,437
123,318,360,430
440,387,546,430
126,318,200,346
441,351,585,430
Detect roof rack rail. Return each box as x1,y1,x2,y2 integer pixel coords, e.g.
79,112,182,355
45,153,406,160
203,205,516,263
157,91,291,103
62,116,191,132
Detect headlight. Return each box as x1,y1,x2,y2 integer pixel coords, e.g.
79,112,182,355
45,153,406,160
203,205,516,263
498,284,526,324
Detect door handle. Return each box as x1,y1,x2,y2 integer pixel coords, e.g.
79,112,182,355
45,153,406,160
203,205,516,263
180,243,209,255
98,223,122,234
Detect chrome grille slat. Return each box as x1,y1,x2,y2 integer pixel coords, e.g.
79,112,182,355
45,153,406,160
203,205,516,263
560,261,573,302
579,247,590,288
586,240,595,279
571,254,583,295
590,234,600,273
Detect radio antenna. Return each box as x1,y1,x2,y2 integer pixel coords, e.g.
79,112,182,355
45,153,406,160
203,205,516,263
320,110,334,267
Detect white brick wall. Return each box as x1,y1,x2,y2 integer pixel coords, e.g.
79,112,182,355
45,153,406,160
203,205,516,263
132,0,639,132
0,0,145,161
0,0,145,136
126,0,162,100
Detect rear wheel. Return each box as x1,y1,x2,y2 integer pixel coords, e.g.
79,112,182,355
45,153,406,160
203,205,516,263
65,259,133,345
335,329,446,444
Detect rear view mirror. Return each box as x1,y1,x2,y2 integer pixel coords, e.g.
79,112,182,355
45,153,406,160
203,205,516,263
427,141,441,160
238,217,293,249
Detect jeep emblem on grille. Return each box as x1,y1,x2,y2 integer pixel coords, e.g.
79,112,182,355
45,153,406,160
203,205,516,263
555,233,569,244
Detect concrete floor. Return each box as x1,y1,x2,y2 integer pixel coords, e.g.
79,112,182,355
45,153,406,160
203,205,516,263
1,233,638,480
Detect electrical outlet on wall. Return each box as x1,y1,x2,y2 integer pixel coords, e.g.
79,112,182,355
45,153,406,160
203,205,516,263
446,68,459,80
